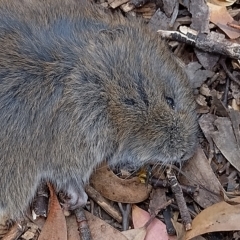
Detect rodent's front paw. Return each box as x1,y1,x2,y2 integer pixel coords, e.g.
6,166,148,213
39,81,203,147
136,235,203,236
59,185,88,211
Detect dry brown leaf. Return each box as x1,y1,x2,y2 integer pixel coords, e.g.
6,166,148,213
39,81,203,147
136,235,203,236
172,217,207,240
186,197,240,239
171,218,186,240
208,0,236,6
208,3,240,39
122,227,147,240
232,99,240,111
90,164,152,203
38,183,67,240
210,117,240,172
84,210,127,240
179,147,224,208
67,212,128,240
149,188,167,216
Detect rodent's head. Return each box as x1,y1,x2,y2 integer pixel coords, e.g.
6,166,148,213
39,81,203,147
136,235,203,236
81,23,198,169
106,63,198,168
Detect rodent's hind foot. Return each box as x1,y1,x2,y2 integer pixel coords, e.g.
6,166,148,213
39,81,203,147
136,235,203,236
59,185,88,211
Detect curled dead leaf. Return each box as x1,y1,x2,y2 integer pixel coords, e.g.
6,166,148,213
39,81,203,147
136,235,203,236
90,164,152,203
38,183,67,240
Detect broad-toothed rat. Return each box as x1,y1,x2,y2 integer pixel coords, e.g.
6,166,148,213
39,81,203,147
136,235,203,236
0,0,198,219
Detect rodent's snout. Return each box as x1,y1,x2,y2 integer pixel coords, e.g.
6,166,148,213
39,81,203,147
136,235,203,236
165,114,198,163
170,149,192,163
168,149,186,162
111,111,198,169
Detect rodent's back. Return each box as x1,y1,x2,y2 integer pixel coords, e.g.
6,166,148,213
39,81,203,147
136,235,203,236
0,0,198,219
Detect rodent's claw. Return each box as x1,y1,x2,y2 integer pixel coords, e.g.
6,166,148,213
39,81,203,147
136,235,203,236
59,186,88,211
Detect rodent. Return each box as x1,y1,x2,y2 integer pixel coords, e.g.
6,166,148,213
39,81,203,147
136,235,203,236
0,0,198,220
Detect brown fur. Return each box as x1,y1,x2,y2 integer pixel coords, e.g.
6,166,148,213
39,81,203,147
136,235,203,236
0,0,198,219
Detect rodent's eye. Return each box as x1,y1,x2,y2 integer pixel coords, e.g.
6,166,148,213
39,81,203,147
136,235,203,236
123,98,136,106
165,97,175,109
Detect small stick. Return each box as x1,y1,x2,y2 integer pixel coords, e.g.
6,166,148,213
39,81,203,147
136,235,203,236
166,168,192,231
206,72,219,86
118,203,131,231
85,185,122,223
163,207,176,235
151,177,199,196
223,77,230,107
158,29,240,60
169,2,179,28
219,58,240,86
74,208,92,240
110,0,129,9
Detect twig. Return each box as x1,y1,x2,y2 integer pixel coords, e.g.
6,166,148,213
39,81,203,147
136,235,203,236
166,168,192,231
85,185,122,223
75,208,92,240
169,2,179,27
162,207,176,235
158,28,240,60
219,58,240,86
151,177,199,196
223,77,230,107
118,203,131,231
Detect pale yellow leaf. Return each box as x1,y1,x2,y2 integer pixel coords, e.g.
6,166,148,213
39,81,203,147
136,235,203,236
186,197,240,239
